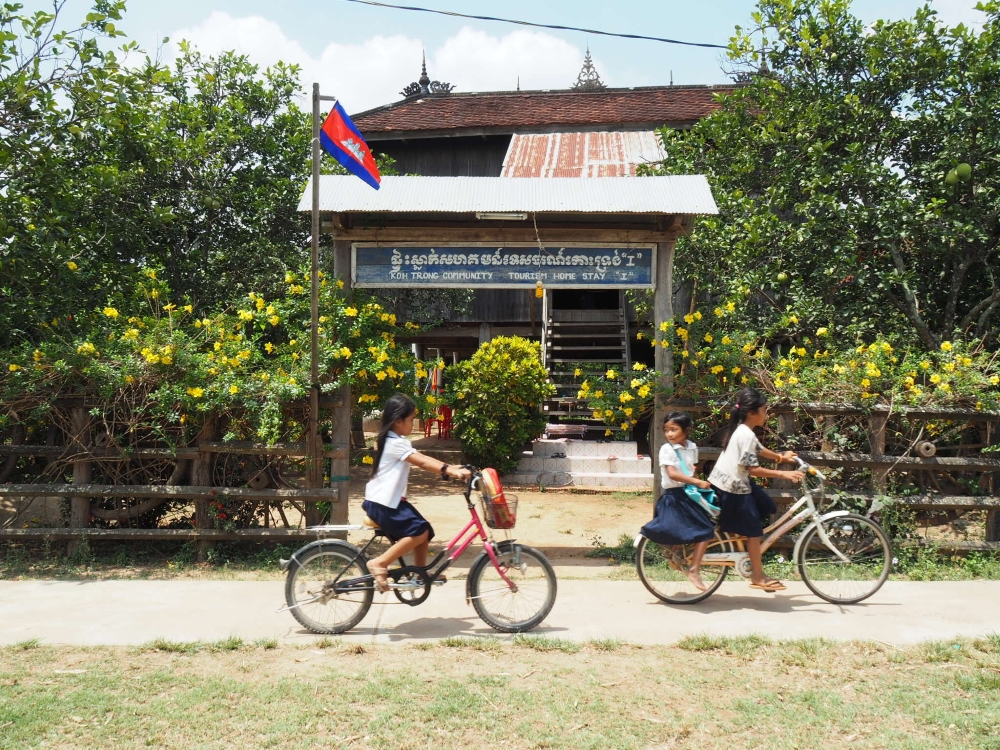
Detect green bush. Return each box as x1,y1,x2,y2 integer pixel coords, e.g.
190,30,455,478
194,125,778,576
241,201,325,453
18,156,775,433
446,336,554,474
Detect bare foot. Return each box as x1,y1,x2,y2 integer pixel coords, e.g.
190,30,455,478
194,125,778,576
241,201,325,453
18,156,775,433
368,564,390,592
686,568,708,592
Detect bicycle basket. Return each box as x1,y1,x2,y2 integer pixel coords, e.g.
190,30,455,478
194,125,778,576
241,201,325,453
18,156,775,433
479,468,517,530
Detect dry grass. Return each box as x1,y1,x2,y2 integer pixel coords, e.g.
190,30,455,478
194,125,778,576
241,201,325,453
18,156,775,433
2,635,999,749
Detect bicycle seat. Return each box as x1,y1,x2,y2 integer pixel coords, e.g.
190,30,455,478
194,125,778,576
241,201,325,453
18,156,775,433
362,515,381,530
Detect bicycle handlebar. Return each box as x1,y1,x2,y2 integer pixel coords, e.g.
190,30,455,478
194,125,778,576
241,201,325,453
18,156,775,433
794,457,825,481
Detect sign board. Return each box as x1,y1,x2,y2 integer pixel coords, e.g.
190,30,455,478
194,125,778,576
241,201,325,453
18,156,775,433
352,244,655,289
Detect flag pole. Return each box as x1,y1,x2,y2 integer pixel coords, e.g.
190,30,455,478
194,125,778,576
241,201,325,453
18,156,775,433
307,82,323,512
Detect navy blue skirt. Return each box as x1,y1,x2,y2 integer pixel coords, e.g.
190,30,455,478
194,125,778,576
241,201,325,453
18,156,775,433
640,487,716,545
362,499,434,543
710,482,776,538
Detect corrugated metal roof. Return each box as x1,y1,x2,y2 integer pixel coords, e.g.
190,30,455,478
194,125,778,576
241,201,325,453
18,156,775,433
299,175,717,215
501,132,667,178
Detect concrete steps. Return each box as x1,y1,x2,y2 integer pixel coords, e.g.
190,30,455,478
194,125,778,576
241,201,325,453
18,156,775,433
502,438,653,491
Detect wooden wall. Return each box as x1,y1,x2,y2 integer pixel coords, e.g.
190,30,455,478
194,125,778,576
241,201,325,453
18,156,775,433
372,135,512,177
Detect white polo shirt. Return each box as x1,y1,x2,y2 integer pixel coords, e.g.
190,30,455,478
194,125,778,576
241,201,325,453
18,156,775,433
660,440,699,490
364,432,416,509
708,423,762,494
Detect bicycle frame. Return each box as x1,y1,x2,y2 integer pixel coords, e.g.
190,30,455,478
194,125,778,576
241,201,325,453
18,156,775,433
302,474,517,594
699,462,853,569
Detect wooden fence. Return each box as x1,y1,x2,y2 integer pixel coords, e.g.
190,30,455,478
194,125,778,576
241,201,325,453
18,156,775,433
0,393,350,556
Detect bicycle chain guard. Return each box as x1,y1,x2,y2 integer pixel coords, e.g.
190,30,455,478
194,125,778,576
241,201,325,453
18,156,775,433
391,565,432,606
736,553,753,579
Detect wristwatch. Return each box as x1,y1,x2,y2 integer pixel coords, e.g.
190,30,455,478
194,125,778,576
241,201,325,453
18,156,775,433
440,463,450,479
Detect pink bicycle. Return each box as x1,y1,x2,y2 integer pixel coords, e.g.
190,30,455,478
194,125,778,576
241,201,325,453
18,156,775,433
279,468,557,634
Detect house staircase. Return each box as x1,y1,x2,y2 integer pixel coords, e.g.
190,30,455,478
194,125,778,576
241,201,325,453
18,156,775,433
541,289,630,433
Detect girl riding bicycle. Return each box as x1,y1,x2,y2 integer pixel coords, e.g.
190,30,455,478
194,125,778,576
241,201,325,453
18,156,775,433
363,394,471,592
640,411,716,591
708,388,804,592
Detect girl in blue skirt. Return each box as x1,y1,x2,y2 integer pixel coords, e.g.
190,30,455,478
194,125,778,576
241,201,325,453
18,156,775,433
640,411,716,591
363,394,471,592
708,388,804,591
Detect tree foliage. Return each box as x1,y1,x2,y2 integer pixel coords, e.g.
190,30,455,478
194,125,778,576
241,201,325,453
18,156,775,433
651,0,1000,351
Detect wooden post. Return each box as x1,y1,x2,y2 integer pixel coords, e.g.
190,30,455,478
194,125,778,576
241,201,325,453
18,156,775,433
870,414,889,493
67,407,92,556
652,234,677,500
328,238,354,531
191,415,218,562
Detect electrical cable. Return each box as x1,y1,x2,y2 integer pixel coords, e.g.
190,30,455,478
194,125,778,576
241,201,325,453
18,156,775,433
339,0,729,50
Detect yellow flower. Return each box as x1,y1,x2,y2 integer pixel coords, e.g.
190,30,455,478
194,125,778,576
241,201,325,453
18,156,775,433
880,342,892,354
726,301,735,312
618,391,633,403
150,289,159,299
606,369,617,379
961,357,973,367
714,307,724,317
704,333,713,343
340,346,352,358
426,394,436,405
605,409,615,418
943,362,956,373
659,321,672,333
238,310,253,321
376,371,387,381
861,378,871,387
690,359,699,367
930,374,942,384
732,366,741,374
229,385,239,395
593,411,602,419
8,364,20,372
938,382,951,392
264,343,275,354
163,303,177,312
683,313,695,325
160,356,173,365
788,315,799,324
795,347,806,357
624,408,633,416
103,307,119,319
787,376,799,385
289,339,297,347
605,429,613,436
920,360,931,370
940,341,953,352
711,365,724,374
574,368,582,376
145,269,157,279
345,307,358,317
680,349,689,358
336,279,345,289
593,390,603,398
991,375,999,386
77,342,97,356
632,362,646,371
66,261,79,271
631,378,642,388
186,387,204,398
287,378,297,386
362,455,374,465
816,327,828,336
637,385,651,398
33,349,43,362
284,272,295,283
291,352,300,361
290,285,304,295
722,336,733,345
693,311,702,321
676,327,688,340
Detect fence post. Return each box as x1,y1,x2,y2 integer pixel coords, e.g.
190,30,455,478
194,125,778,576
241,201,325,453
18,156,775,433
67,407,92,556
191,415,217,562
869,414,889,493
652,235,677,501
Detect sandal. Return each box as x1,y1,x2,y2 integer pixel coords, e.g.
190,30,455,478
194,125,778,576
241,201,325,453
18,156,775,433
368,564,390,593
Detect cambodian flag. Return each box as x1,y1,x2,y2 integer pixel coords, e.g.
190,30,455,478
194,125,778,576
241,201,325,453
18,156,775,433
320,101,381,190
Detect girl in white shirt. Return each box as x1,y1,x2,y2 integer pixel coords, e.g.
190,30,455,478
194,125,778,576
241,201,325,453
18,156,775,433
363,394,471,592
639,411,716,591
708,388,804,591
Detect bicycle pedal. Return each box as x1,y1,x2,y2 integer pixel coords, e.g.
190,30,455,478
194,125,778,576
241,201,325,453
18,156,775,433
432,579,447,586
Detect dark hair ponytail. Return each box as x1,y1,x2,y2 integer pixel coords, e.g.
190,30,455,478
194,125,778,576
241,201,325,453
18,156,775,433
371,393,417,477
720,387,768,449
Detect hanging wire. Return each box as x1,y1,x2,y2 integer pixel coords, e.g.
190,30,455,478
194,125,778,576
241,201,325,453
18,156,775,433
339,0,729,50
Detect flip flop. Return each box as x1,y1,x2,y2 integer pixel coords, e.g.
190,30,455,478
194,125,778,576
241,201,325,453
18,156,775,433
368,564,390,593
748,582,779,592
762,578,786,590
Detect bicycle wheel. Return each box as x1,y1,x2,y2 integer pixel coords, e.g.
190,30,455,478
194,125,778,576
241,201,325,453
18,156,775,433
468,544,557,633
796,513,892,604
635,536,727,605
284,541,374,634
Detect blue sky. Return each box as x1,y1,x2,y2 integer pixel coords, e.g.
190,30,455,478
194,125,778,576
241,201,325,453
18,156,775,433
43,1,992,112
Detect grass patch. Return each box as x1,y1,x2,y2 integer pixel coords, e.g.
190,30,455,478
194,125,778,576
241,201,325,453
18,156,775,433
512,634,580,653
253,637,278,650
676,633,772,657
440,636,504,652
587,637,626,652
141,638,204,654
209,635,245,652
10,637,41,651
2,639,1000,749
585,532,636,564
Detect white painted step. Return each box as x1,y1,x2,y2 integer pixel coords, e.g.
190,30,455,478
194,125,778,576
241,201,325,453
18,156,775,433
531,439,640,459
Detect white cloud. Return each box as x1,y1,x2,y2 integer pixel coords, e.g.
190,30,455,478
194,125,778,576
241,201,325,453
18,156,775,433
432,27,592,92
929,0,988,27
169,12,595,115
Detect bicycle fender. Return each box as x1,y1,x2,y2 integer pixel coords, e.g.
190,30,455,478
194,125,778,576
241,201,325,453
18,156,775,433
791,510,851,563
466,540,517,603
280,539,360,573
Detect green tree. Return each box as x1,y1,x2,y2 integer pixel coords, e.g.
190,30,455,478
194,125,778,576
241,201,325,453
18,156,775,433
651,0,1000,350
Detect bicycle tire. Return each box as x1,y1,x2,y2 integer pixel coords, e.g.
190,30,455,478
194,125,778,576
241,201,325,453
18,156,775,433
634,536,728,605
536,471,573,488
796,513,892,605
468,543,557,633
284,541,374,634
